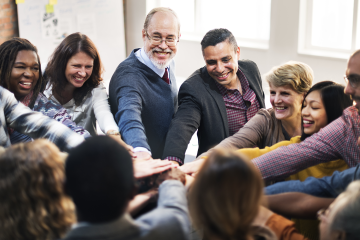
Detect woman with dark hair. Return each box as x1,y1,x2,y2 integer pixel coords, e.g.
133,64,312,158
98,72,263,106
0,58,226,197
0,37,90,143
44,32,125,142
189,149,307,240
0,139,76,240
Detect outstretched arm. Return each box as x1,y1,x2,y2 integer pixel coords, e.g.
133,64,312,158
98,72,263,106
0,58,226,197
162,81,202,165
3,87,84,151
266,192,334,219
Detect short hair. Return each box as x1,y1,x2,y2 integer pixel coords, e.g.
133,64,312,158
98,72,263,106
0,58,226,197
143,7,180,36
65,136,134,223
0,38,42,108
265,61,313,94
300,81,353,140
45,32,104,106
189,149,264,240
201,28,238,54
0,140,75,240
330,180,360,240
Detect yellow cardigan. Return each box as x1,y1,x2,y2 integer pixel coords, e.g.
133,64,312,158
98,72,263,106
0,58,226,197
238,136,348,181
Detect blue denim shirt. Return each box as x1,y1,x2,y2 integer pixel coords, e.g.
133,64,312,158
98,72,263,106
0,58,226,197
266,164,360,198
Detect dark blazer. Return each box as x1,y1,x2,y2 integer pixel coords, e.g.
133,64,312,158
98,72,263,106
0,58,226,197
162,60,265,164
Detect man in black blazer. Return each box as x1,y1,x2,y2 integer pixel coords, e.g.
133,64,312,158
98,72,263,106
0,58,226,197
163,29,265,165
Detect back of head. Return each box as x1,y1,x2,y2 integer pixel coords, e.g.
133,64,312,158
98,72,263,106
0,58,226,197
265,61,313,94
45,32,103,105
330,180,360,240
300,81,353,140
0,37,42,108
65,136,134,223
0,140,74,240
201,28,238,55
189,149,263,240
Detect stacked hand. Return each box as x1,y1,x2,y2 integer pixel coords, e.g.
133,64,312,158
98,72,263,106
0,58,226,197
133,159,178,179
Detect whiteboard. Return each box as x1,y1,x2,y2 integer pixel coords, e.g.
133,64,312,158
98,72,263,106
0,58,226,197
17,0,126,81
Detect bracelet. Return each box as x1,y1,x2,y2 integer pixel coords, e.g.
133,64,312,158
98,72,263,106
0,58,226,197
106,130,120,136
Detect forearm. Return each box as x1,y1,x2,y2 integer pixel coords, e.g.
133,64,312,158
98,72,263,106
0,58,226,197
266,192,334,219
127,189,158,217
7,101,84,151
92,84,119,133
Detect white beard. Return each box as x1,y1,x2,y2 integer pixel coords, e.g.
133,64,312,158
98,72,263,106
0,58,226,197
146,47,175,69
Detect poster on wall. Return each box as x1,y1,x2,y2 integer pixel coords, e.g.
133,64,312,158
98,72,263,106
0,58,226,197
41,11,60,39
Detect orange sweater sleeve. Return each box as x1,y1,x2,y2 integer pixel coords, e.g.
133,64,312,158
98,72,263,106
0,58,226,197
265,213,309,240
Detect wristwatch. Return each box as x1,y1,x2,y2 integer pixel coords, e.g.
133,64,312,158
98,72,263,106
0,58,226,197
106,130,120,136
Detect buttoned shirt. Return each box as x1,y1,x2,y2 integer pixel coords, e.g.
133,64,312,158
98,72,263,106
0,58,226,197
215,69,260,136
0,86,84,151
252,106,360,181
167,70,260,164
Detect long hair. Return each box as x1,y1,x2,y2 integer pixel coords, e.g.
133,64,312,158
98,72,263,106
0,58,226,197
45,32,103,106
0,140,76,240
189,149,264,240
0,38,42,108
300,81,353,140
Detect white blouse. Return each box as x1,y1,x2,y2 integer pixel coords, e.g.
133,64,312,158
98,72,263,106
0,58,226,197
43,82,119,137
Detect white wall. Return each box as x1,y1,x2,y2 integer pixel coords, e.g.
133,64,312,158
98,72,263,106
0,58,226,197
125,0,348,90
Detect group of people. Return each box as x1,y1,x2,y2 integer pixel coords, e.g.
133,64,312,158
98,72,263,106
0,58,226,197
0,6,360,240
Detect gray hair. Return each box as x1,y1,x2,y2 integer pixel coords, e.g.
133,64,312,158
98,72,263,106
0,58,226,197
330,180,360,240
143,7,180,36
265,61,313,94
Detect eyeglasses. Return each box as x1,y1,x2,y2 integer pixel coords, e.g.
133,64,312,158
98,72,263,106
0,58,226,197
344,75,360,89
145,31,179,47
317,208,329,222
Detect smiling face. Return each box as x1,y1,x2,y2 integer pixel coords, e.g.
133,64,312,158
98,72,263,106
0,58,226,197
302,90,328,135
64,51,94,90
9,50,40,100
345,53,360,111
203,41,240,89
142,11,179,69
270,84,304,121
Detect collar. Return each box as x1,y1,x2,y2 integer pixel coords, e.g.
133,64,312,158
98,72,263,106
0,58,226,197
135,47,169,78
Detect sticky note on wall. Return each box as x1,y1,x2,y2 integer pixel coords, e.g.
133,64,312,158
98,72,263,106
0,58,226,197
49,0,58,5
46,4,54,13
16,0,25,4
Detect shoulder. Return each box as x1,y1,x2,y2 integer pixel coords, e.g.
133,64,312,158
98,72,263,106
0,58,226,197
238,59,260,71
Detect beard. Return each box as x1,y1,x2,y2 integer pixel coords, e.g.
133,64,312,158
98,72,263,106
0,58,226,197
146,47,175,69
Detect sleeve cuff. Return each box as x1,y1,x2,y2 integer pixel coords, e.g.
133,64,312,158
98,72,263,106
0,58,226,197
133,147,152,155
165,156,183,165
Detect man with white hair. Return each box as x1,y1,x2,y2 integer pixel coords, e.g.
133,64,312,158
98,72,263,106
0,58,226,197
109,7,179,160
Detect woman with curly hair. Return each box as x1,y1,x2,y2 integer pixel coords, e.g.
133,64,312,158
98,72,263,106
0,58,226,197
43,32,126,142
0,37,90,144
0,139,75,240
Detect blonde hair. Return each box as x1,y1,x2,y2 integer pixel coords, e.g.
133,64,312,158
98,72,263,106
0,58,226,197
265,61,313,93
189,149,264,240
143,7,180,36
0,140,75,240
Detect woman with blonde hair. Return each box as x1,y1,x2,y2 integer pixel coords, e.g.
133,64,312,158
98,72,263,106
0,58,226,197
0,140,75,240
189,149,307,240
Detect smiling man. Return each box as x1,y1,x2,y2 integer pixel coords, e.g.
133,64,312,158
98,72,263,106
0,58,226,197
109,8,179,160
163,28,265,165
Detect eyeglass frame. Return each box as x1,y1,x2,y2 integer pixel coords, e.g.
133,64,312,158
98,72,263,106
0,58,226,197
344,75,360,89
145,31,179,47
